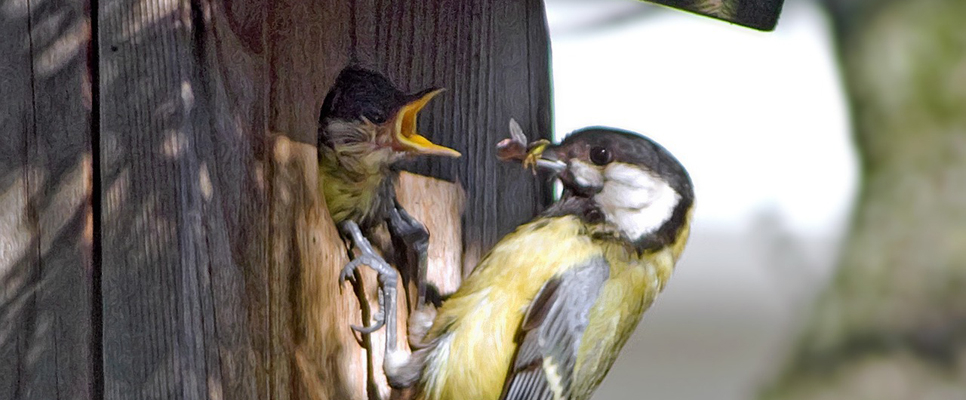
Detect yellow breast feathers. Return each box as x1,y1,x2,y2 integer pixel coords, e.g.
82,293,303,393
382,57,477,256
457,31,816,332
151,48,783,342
417,215,672,400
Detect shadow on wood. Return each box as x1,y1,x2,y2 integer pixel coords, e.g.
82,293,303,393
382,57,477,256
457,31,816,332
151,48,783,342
0,0,93,398
2,0,551,399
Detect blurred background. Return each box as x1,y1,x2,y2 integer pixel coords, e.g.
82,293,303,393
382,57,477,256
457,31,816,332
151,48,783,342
544,0,966,399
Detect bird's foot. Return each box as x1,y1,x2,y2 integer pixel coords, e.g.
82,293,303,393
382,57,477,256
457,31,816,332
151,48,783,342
339,253,398,334
338,221,399,336
339,252,389,285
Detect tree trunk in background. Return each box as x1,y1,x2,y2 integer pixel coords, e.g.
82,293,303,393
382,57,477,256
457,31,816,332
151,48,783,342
761,0,966,398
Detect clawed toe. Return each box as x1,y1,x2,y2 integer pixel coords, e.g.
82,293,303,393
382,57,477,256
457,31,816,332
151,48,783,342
351,317,385,334
340,253,395,335
339,264,357,285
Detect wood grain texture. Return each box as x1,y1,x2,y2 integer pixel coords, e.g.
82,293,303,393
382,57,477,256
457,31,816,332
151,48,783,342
0,0,94,399
395,171,465,297
2,0,551,399
263,2,353,399
98,0,260,398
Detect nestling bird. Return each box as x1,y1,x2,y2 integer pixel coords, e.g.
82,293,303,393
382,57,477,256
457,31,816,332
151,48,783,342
317,66,460,369
389,124,694,400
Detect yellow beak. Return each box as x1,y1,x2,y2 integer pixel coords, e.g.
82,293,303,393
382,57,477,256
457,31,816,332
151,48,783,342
393,89,461,158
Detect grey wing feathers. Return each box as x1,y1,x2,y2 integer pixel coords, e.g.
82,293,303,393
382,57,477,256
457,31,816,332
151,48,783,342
500,257,610,400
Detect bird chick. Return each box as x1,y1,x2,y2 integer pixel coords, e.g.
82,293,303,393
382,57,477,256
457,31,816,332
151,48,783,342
318,66,460,378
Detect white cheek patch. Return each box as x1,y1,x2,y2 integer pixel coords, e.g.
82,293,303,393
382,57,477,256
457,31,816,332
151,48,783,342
569,160,604,189
594,162,680,241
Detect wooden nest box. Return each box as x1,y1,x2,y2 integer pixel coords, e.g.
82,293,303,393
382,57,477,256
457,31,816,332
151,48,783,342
1,0,553,399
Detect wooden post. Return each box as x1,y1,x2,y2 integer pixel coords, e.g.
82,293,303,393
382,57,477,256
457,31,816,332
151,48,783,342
0,0,94,398
1,0,552,399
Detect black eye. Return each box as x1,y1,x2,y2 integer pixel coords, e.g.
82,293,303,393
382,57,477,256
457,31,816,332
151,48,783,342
589,146,612,165
363,107,387,124
366,112,386,124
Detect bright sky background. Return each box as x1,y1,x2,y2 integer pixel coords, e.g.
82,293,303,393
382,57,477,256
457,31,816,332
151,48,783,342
547,0,858,236
546,3,859,398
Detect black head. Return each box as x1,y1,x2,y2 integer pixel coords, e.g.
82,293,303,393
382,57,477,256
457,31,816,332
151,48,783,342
549,128,692,199
318,66,459,158
320,67,424,126
543,127,694,250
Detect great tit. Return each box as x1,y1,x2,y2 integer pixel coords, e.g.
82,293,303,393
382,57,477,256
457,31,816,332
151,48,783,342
388,125,694,400
317,66,460,369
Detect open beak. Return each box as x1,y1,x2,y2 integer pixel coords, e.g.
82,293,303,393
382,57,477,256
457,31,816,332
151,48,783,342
393,88,461,157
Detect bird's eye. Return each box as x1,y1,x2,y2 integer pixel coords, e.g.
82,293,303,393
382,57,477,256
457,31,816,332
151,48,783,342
589,146,612,166
364,108,387,124
368,113,386,124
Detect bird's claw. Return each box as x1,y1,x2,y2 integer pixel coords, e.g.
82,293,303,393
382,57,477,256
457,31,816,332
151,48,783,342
338,263,357,285
351,314,385,334
339,253,385,284
338,250,396,335
351,321,384,334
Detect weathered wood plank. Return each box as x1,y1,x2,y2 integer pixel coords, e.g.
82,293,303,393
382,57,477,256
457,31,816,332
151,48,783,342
98,0,259,398
192,3,267,400
0,2,37,397
395,172,465,297
0,1,555,400
0,0,94,399
263,2,354,399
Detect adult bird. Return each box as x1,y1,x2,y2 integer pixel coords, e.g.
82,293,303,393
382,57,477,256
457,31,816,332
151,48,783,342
318,66,460,367
389,125,694,400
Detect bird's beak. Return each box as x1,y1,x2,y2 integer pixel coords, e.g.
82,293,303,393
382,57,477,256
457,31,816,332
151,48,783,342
539,147,595,194
393,88,461,158
534,147,567,173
